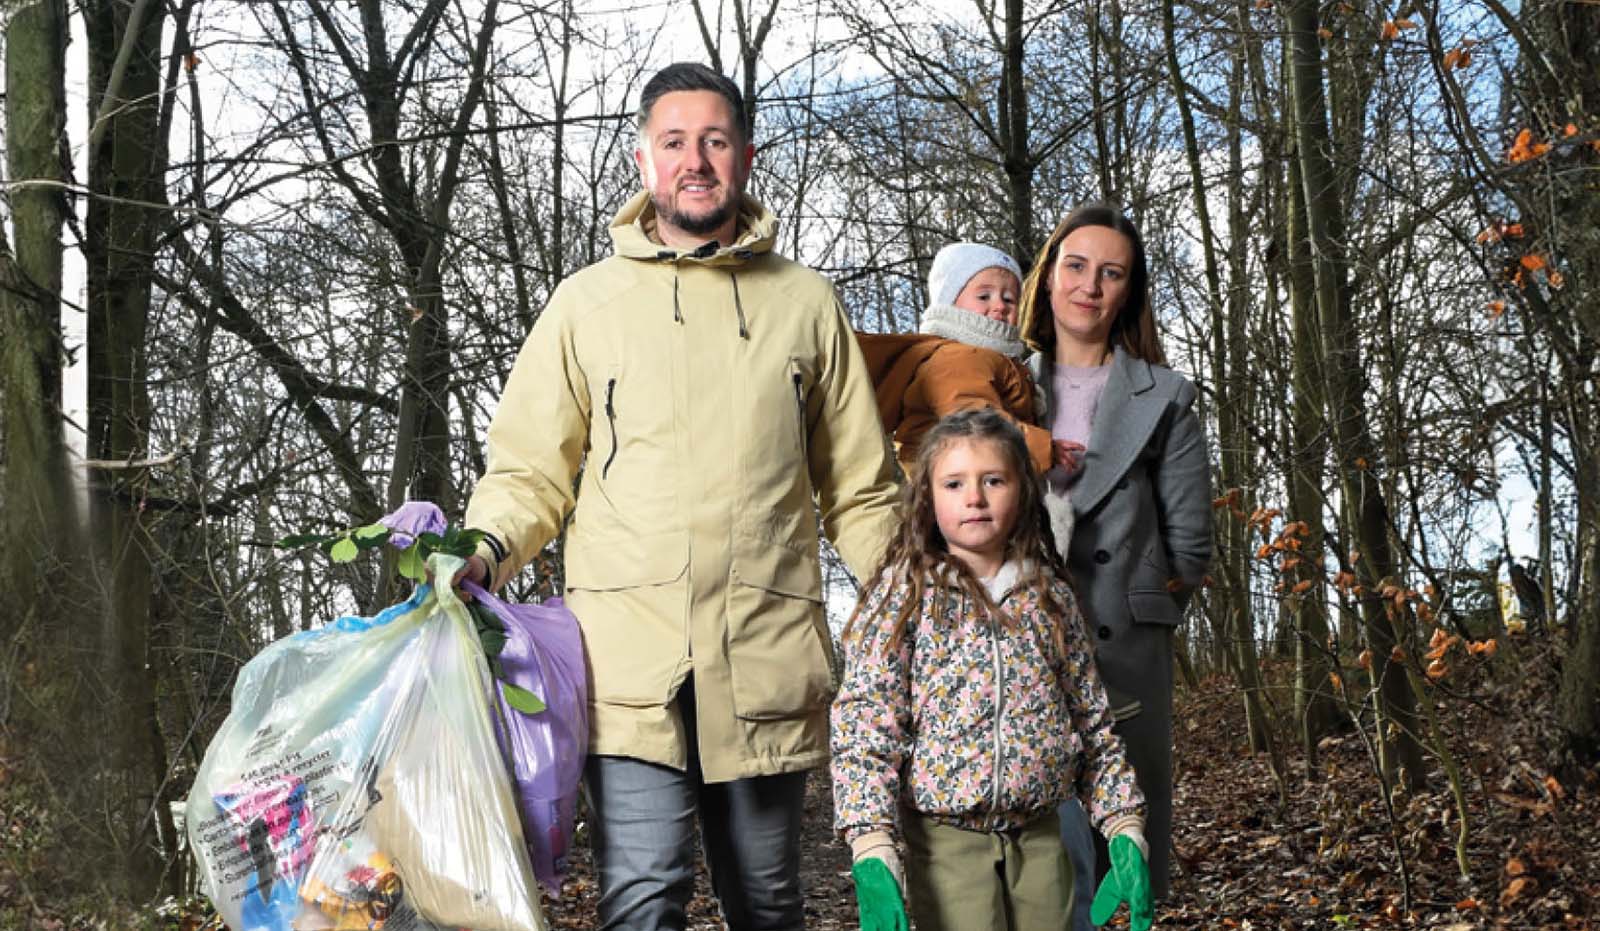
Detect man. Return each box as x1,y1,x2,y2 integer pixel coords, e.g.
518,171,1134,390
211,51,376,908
459,63,900,931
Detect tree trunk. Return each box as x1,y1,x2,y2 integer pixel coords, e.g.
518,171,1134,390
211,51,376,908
1283,116,1342,768
1,0,74,624
82,0,173,897
1285,0,1427,789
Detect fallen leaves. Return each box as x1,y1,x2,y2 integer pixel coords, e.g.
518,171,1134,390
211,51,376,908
1502,875,1537,908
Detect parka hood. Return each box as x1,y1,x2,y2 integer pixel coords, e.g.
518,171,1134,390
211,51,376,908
609,189,779,265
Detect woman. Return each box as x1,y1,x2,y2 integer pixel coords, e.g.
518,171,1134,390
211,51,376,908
1014,203,1212,922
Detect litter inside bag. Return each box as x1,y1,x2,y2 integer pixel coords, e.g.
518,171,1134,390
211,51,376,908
186,554,546,931
466,584,588,895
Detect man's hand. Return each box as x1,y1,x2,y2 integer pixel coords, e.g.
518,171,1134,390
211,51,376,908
451,554,489,603
1052,440,1087,478
1089,834,1154,930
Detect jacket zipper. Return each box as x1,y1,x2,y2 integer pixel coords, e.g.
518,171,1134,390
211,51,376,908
990,599,1006,815
790,361,807,456
602,378,619,479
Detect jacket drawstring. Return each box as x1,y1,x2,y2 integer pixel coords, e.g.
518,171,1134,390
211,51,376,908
731,273,749,339
663,247,748,337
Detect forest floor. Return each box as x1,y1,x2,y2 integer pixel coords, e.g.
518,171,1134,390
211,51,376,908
4,647,1597,930
530,649,1600,931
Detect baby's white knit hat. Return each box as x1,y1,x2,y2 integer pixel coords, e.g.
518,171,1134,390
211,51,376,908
927,242,1024,310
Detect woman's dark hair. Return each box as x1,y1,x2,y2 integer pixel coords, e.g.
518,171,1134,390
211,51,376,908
1015,202,1165,365
637,62,749,141
845,408,1074,655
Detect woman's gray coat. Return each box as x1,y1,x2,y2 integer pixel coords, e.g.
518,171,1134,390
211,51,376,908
1027,346,1213,897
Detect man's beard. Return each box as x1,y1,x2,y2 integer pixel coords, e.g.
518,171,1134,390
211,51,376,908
654,190,736,238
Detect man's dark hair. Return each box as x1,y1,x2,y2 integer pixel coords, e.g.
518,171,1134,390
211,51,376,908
637,62,749,140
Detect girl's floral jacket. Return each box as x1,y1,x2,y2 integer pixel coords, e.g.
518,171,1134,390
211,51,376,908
831,564,1144,843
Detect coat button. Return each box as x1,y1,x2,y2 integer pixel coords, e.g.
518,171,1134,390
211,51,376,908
1094,549,1111,564
1116,477,1129,490
1098,625,1112,639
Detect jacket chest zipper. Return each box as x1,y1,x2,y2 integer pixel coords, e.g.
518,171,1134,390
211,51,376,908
790,365,807,457
602,377,619,480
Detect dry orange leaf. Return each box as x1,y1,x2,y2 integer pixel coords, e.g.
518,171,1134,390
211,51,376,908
1520,254,1547,272
1358,648,1373,670
1380,20,1399,39
1318,27,1333,38
1426,658,1449,680
1501,877,1535,908
1391,645,1407,663
1506,857,1529,876
1355,456,1369,469
1442,49,1460,69
1486,300,1507,319
1565,122,1579,137
1328,672,1343,689
1548,270,1564,289
1257,544,1274,559
1281,556,1302,572
1394,18,1417,29
1544,775,1566,800
1467,638,1498,657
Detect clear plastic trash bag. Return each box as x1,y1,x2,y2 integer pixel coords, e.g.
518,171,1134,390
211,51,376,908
464,582,588,895
186,554,545,931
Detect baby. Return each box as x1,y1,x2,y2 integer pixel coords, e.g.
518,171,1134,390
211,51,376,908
859,242,1072,546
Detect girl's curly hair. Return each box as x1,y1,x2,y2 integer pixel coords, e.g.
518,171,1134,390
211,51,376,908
846,408,1075,654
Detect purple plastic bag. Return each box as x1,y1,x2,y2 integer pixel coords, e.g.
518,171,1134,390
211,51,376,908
465,582,589,896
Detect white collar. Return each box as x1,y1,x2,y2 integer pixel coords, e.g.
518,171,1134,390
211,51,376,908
980,559,1027,603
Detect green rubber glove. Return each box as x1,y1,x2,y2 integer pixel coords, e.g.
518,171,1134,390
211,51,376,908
1089,834,1154,930
851,857,909,931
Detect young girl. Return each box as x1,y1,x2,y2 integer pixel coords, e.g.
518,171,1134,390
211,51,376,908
830,409,1153,931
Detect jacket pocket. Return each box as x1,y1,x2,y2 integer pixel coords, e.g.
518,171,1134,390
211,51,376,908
726,536,832,720
1127,590,1181,626
563,531,689,707
564,530,688,591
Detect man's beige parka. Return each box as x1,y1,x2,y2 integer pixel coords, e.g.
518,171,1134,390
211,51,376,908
464,191,900,782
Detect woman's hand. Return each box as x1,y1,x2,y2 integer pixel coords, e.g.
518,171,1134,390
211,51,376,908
1052,440,1087,478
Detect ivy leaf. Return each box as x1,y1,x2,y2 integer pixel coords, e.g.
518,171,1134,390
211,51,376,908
501,683,547,715
396,545,426,581
329,537,359,563
469,604,508,658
